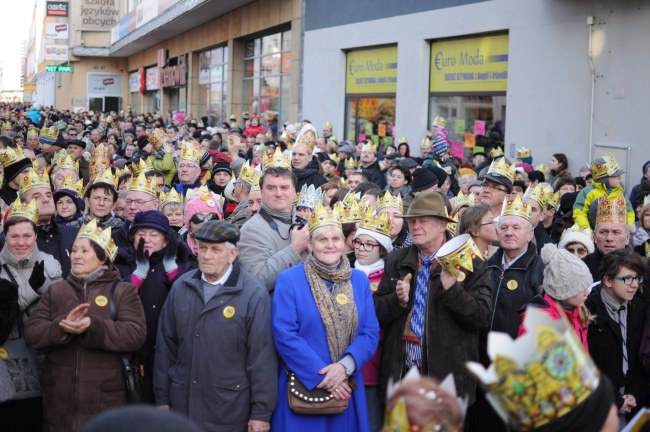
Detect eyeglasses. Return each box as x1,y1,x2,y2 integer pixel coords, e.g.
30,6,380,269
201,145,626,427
481,182,508,193
612,275,644,285
91,196,113,204
480,221,495,227
566,246,588,255
352,239,380,251
190,212,220,224
178,163,199,170
125,198,156,207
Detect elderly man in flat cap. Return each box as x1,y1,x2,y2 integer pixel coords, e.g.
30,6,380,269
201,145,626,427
154,220,277,432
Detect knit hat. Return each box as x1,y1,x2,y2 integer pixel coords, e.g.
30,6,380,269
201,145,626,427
427,165,448,188
184,193,224,255
3,157,32,182
540,243,593,300
354,228,392,254
431,135,450,160
128,210,171,237
137,135,150,150
211,162,232,177
410,168,438,192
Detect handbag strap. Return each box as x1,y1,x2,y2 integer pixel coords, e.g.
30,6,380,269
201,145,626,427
108,280,119,322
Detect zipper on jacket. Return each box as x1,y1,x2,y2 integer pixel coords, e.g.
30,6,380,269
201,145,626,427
72,281,87,432
489,269,505,332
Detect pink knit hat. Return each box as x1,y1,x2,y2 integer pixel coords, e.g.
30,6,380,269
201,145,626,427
184,192,224,254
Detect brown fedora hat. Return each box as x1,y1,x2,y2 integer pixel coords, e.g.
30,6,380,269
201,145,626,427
398,191,455,222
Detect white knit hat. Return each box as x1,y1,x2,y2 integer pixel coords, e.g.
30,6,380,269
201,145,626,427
557,226,595,254
540,244,593,300
354,228,393,253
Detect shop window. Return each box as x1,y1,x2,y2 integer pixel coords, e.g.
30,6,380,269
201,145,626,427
198,45,228,126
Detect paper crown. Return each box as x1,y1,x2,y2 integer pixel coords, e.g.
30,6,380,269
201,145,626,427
384,367,466,432
334,198,363,224
595,194,627,226
148,128,169,151
359,207,392,238
185,185,224,210
295,124,318,153
50,149,68,168
307,203,341,233
376,191,403,213
1,121,12,130
58,174,85,196
500,196,532,222
344,158,358,169
251,174,261,192
57,154,79,173
489,147,504,158
0,146,28,167
433,115,447,128
516,147,532,159
523,184,549,208
262,147,292,171
398,137,408,144
466,307,600,431
361,142,378,154
128,172,157,198
435,234,483,281
454,191,475,210
644,194,650,208
421,137,432,148
296,184,324,210
91,143,111,170
92,169,117,190
159,188,183,209
323,121,333,129
19,168,51,195
536,163,549,177
546,191,560,210
130,158,151,178
237,162,261,188
487,157,515,183
590,155,622,180
26,129,39,138
560,223,594,243
77,219,118,261
179,142,203,165
39,126,59,145
7,198,39,225
446,213,459,237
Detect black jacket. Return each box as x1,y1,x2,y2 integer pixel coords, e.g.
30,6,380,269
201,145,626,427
0,279,18,345
361,159,386,189
37,222,79,279
534,223,554,254
374,244,492,404
294,159,327,191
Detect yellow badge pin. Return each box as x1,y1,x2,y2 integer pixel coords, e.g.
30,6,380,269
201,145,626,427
506,280,518,291
0,348,7,359
95,295,108,307
336,293,349,305
223,306,236,318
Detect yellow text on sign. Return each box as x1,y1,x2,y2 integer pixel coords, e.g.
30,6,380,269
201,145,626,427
346,46,397,94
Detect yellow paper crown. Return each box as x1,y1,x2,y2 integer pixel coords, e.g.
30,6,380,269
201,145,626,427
421,137,432,148
128,172,157,198
0,146,28,167
590,155,622,180
324,121,333,129
487,157,515,183
19,168,51,195
334,199,363,224
159,188,183,209
500,196,532,223
361,142,378,154
398,137,408,144
359,207,392,238
546,191,560,210
344,158,358,169
466,308,600,431
295,124,317,154
595,194,627,226
238,162,261,187
179,142,203,166
560,224,594,243
433,115,447,128
454,190,475,209
77,219,118,261
39,126,59,143
130,158,151,178
536,163,549,177
57,154,79,173
58,174,85,196
7,198,39,225
148,128,169,150
92,169,117,190
435,234,483,281
516,147,532,159
376,191,403,213
262,147,291,171
446,213,459,237
26,129,39,138
185,185,224,210
50,149,69,168
523,184,549,208
307,203,341,233
251,174,261,192
489,147,504,158
2,121,12,130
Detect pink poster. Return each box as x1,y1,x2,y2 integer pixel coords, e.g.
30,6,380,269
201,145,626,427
474,120,486,136
450,143,465,159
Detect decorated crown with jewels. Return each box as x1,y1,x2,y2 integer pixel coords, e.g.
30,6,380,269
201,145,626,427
523,184,549,209
376,191,403,213
546,191,560,210
560,224,594,243
57,154,79,173
487,157,515,183
19,168,51,195
595,194,627,226
0,146,28,167
296,184,324,211
489,147,504,158
307,203,341,233
7,198,39,225
39,126,59,144
263,147,292,171
359,206,392,238
130,158,151,178
77,219,118,261
466,308,601,431
238,161,262,187
92,169,117,190
454,191,475,210
590,155,622,180
148,128,169,151
500,196,532,223
334,198,363,224
159,188,183,209
295,124,317,153
179,142,203,166
128,172,157,197
344,158,358,169
58,174,85,196
435,234,483,281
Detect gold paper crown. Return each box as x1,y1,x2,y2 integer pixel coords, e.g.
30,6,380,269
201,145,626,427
344,158,357,169
2,121,12,130
295,124,318,154
446,213,459,237
128,172,157,198
329,153,340,165
516,147,532,159
130,158,151,178
595,194,627,226
487,157,515,183
251,174,261,192
466,308,600,431
148,128,169,151
185,185,224,210
92,143,111,167
7,198,39,225
19,168,51,195
296,185,324,210
421,137,432,148
92,169,117,190
536,163,549,177
361,142,378,154
435,234,483,281
159,188,183,209
26,129,39,138
560,224,594,243
58,174,85,196
263,147,291,171
51,149,69,168
57,154,79,173
324,121,333,129
359,207,392,238
238,161,262,187
376,191,403,213
489,147,504,158
546,191,560,210
433,115,447,128
398,137,408,144
454,191,475,209
77,219,118,261
0,146,28,167
39,126,59,143
590,155,622,180
334,198,363,224
500,196,532,222
523,184,548,208
179,142,203,166
307,203,341,233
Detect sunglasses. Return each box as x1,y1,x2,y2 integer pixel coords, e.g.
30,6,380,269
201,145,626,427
566,246,588,255
190,212,220,224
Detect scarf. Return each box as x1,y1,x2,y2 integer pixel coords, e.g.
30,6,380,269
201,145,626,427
304,254,358,363
600,287,629,378
354,259,385,276
70,265,109,283
404,252,436,370
260,203,293,224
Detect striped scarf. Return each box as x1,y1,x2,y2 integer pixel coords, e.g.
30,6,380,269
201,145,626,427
405,253,435,369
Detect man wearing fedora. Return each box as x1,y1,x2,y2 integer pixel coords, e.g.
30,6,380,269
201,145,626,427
374,191,492,407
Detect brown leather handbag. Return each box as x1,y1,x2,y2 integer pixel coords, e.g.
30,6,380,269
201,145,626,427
287,371,351,415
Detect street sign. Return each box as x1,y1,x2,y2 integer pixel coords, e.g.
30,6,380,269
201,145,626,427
46,65,73,73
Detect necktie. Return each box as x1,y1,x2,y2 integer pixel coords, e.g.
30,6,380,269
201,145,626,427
618,306,628,376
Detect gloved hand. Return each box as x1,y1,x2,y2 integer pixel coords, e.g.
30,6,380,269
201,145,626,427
133,238,150,280
29,261,46,291
163,233,178,273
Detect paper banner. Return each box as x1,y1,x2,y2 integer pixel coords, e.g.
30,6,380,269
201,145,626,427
378,124,387,137
364,122,374,135
371,135,379,146
464,133,476,148
358,133,367,142
474,146,485,154
474,120,486,136
450,143,465,159
454,119,466,135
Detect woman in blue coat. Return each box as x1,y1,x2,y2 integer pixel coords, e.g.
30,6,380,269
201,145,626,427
272,204,379,432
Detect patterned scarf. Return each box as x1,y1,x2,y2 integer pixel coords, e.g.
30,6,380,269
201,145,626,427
404,253,436,369
304,254,358,363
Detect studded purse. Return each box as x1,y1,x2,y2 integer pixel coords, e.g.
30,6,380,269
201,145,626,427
287,370,351,415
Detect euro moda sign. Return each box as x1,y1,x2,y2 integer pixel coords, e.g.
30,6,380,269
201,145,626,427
46,1,69,17
346,46,397,95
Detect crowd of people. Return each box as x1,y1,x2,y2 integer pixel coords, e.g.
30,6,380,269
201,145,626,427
0,102,649,432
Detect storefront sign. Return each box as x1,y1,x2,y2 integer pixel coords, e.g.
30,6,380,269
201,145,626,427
45,45,69,61
45,23,69,39
79,0,119,31
46,65,73,73
346,46,397,94
146,67,160,91
46,1,69,17
87,73,123,96
161,55,187,88
128,71,140,92
430,34,509,93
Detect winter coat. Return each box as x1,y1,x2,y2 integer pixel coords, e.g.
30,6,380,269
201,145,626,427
486,243,545,338
374,244,492,404
147,152,177,187
586,287,648,411
0,279,18,345
573,181,635,229
548,168,573,191
533,222,554,255
154,262,278,432
361,160,387,189
294,159,327,191
37,222,79,279
24,266,146,432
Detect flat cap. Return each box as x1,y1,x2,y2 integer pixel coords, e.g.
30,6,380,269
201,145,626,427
192,220,240,244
